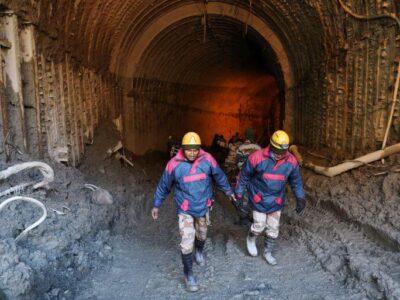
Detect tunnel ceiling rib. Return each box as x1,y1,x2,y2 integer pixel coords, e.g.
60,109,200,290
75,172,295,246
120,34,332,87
138,18,246,80
116,1,324,87
8,0,326,86
137,16,277,86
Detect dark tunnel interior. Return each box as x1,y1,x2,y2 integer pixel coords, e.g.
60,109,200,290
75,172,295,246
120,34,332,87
129,16,286,152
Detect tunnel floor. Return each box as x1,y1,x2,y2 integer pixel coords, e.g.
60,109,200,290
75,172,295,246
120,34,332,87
78,198,364,299
1,123,400,299
73,125,400,299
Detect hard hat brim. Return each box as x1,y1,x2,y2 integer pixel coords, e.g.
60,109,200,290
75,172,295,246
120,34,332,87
270,145,287,155
182,144,201,150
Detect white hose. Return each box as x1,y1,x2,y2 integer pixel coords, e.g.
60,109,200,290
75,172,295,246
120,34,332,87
291,143,400,177
0,196,47,242
0,182,34,198
0,162,54,189
84,184,99,191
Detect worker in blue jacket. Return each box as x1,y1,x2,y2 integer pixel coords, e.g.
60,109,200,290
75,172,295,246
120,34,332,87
235,130,306,265
152,132,235,292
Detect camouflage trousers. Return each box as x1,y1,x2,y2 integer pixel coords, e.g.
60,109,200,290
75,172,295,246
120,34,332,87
178,213,208,254
250,210,282,239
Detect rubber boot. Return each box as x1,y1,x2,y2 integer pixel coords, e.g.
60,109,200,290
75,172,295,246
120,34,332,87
181,253,199,292
194,239,205,266
246,231,258,257
263,237,277,265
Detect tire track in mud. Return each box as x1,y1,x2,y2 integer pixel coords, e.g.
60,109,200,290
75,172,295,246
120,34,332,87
289,203,400,299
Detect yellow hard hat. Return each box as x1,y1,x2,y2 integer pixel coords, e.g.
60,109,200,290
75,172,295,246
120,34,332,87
270,130,289,154
182,132,201,149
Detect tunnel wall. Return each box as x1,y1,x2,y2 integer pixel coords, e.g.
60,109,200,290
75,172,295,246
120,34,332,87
310,1,400,158
120,1,400,158
0,11,122,165
30,48,122,165
0,1,398,163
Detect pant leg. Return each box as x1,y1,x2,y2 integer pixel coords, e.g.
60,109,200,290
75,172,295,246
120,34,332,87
178,213,196,254
265,210,282,238
250,210,267,236
194,216,208,241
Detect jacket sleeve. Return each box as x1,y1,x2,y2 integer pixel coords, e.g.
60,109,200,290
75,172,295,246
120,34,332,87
288,164,305,199
211,162,233,196
235,159,255,198
153,168,174,208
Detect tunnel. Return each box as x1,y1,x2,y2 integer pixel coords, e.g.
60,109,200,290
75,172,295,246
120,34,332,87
128,15,284,150
0,0,397,161
0,0,399,299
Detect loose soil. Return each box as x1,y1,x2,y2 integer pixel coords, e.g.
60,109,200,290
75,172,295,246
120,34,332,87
1,124,399,299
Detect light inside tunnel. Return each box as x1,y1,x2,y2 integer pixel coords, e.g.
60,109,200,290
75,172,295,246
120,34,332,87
179,71,281,147
126,15,285,152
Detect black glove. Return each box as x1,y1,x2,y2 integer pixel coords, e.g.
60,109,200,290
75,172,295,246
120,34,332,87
295,198,306,214
230,195,247,217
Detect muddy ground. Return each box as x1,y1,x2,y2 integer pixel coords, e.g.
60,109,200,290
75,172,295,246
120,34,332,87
0,125,399,299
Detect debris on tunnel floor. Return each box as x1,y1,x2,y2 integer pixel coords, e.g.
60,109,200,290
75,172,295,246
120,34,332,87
0,156,118,299
79,124,400,299
0,122,399,299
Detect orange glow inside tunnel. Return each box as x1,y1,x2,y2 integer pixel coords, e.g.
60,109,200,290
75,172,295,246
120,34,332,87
184,71,280,146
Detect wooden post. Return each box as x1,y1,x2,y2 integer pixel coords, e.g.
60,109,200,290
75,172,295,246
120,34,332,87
2,11,27,152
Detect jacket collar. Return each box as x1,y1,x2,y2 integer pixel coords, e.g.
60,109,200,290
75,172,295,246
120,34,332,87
263,145,290,159
175,148,205,162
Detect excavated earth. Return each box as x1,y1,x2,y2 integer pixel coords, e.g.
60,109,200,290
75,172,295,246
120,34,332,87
0,125,400,299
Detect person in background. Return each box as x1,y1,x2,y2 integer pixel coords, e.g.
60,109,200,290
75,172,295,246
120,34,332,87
236,128,261,170
217,133,243,182
234,128,261,225
229,132,242,144
167,135,181,158
152,132,236,292
235,130,306,265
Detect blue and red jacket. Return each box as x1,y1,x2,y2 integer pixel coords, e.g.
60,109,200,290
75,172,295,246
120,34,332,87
153,148,233,218
235,146,305,213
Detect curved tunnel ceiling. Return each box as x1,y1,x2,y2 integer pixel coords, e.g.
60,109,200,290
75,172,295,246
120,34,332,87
28,0,326,87
135,16,282,86
1,0,398,157
32,0,326,150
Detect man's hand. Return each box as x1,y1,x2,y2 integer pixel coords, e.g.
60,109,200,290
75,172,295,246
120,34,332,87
295,198,306,214
230,194,248,217
229,194,238,204
151,207,159,220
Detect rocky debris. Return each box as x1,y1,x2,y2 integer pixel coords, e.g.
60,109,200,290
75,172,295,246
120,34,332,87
292,160,400,299
77,144,400,299
84,184,114,205
0,239,33,298
1,120,399,299
0,136,123,299
303,164,400,249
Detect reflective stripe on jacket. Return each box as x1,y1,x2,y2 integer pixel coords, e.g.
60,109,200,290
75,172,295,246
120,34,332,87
153,148,233,217
235,146,305,213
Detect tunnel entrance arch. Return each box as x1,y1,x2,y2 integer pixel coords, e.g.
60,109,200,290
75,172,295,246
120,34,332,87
115,3,295,154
